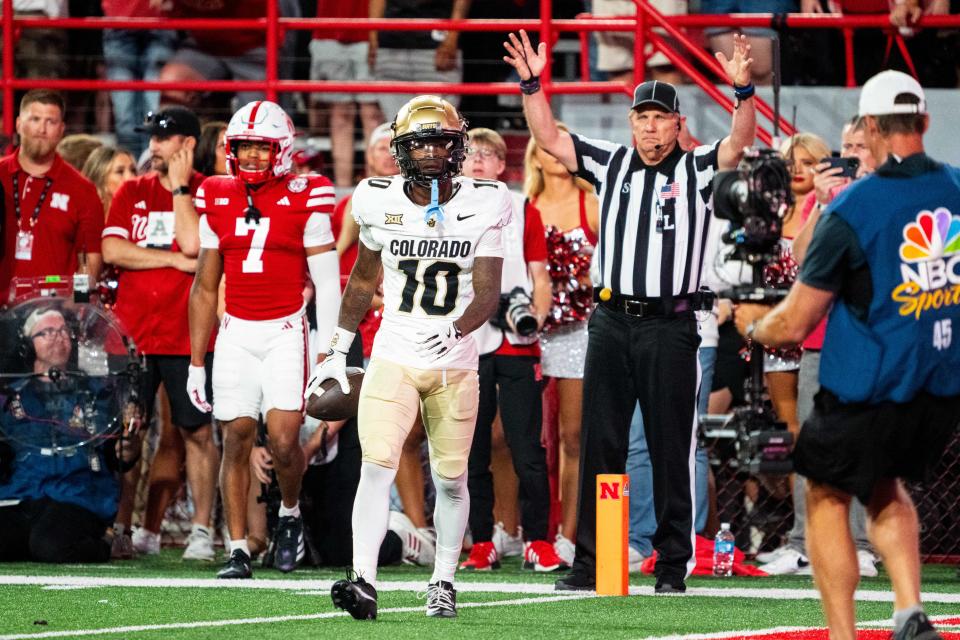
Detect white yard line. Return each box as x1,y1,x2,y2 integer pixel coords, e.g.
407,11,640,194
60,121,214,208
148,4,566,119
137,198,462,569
0,593,593,640
635,614,960,640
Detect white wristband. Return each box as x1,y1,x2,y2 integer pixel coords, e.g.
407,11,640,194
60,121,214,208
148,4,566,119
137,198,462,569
329,327,356,354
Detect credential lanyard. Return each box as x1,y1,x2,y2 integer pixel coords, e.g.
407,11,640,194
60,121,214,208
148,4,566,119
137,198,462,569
12,172,53,230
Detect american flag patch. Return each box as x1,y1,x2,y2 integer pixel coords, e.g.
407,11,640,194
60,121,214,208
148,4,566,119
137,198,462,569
660,182,680,199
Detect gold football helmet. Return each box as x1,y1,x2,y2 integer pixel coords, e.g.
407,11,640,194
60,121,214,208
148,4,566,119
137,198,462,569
391,95,468,183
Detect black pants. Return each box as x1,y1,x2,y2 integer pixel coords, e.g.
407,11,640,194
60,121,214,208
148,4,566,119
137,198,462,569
300,335,401,567
467,354,548,542
572,306,700,583
0,499,110,563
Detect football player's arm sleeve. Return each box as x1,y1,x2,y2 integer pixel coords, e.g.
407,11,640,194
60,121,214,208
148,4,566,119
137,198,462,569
188,247,223,366
308,251,341,352
198,214,219,250
304,212,335,247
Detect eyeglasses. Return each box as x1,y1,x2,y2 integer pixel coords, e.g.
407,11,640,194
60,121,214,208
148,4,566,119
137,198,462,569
465,148,501,160
31,326,71,341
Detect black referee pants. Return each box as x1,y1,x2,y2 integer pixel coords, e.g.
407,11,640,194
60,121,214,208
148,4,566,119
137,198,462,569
468,354,549,542
572,305,700,584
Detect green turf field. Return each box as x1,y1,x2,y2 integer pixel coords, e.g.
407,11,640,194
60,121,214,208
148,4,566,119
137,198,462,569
1,552,958,639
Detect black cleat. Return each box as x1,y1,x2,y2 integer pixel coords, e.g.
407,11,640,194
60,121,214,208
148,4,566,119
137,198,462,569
331,575,378,620
425,580,457,618
554,570,595,592
217,549,252,579
274,515,304,573
892,611,944,640
654,579,687,594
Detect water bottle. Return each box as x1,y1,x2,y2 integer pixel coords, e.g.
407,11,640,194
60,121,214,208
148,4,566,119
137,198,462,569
712,522,735,577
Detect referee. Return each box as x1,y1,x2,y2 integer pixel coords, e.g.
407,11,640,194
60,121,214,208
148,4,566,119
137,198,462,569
504,30,756,593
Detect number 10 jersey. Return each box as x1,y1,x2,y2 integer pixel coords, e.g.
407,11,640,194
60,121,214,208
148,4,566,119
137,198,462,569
353,175,512,370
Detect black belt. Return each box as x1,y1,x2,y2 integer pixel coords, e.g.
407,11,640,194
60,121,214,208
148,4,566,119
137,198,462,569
595,292,694,318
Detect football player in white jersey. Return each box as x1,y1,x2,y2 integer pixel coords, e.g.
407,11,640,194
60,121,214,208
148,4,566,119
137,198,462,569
305,95,510,620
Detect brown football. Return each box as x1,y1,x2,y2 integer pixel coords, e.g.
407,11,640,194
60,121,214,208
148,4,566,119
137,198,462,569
305,367,365,421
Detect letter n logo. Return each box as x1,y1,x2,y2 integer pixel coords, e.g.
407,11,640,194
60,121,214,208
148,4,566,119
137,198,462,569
599,481,620,500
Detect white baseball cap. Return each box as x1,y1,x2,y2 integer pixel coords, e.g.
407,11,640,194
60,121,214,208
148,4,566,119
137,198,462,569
367,122,393,149
858,70,926,117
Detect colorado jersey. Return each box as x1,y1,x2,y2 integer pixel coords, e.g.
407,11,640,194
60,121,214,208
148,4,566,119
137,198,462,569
353,175,511,370
198,173,335,321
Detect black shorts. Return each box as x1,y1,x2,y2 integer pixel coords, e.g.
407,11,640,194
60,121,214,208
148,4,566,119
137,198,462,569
793,389,960,504
140,354,213,431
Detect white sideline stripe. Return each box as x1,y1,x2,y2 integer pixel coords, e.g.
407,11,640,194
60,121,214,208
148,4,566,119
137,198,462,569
3,575,960,603
636,613,960,639
0,593,593,639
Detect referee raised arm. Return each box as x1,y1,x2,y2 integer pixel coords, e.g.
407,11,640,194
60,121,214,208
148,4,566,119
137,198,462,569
504,29,756,593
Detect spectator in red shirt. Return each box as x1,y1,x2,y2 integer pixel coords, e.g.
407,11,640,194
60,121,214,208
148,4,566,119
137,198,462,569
101,106,219,563
310,0,383,187
158,0,301,110
0,90,103,301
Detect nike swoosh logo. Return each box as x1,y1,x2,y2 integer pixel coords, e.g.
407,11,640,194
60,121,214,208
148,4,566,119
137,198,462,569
456,213,476,221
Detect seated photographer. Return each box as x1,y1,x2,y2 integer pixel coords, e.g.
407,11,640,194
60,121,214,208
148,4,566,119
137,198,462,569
734,71,960,640
459,128,559,572
0,308,139,563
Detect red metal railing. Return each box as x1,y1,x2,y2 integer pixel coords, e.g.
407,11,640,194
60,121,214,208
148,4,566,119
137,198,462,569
3,0,960,140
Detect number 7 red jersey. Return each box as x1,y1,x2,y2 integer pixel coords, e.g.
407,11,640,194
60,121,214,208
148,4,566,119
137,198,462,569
197,173,336,321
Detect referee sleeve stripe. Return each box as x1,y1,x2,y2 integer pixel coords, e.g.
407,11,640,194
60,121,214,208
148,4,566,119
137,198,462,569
680,152,698,293
601,146,629,290
694,141,719,173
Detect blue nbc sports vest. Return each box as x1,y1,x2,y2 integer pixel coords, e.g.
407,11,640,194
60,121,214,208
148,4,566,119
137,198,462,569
819,160,960,404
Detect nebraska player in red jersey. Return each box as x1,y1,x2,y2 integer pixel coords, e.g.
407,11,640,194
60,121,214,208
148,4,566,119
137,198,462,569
187,101,340,579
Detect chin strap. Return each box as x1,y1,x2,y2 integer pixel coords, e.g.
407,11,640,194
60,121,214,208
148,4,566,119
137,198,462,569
423,178,445,225
243,184,262,225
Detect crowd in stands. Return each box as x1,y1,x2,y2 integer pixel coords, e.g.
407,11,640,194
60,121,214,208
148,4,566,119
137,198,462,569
0,1,956,573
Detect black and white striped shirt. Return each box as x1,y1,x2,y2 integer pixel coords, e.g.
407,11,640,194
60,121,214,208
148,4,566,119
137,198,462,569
572,133,719,298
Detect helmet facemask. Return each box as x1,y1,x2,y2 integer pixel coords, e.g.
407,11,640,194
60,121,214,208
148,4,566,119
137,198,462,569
226,138,282,185
390,95,468,185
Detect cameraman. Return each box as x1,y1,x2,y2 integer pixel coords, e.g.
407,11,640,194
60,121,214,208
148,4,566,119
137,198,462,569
0,308,139,563
460,127,559,571
735,71,960,640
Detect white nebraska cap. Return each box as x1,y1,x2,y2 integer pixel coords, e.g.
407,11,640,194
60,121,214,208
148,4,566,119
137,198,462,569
858,70,926,117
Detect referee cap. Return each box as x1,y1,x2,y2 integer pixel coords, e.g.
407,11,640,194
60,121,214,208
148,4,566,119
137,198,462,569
632,80,680,114
858,70,926,117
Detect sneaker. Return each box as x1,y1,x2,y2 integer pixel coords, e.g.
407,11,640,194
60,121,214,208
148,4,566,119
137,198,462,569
424,580,457,618
523,540,570,572
274,515,305,573
388,511,436,566
331,575,378,620
554,570,595,591
892,611,943,640
756,545,791,564
655,578,687,594
554,533,576,566
460,541,500,571
759,547,809,575
492,522,523,558
217,549,252,579
628,546,646,574
857,549,879,578
182,526,216,562
111,532,135,560
131,527,160,555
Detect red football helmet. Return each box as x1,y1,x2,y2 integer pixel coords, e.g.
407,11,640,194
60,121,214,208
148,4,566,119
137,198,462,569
225,100,296,184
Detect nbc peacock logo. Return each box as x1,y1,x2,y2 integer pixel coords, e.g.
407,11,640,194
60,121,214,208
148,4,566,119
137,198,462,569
899,208,960,263
892,208,960,319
